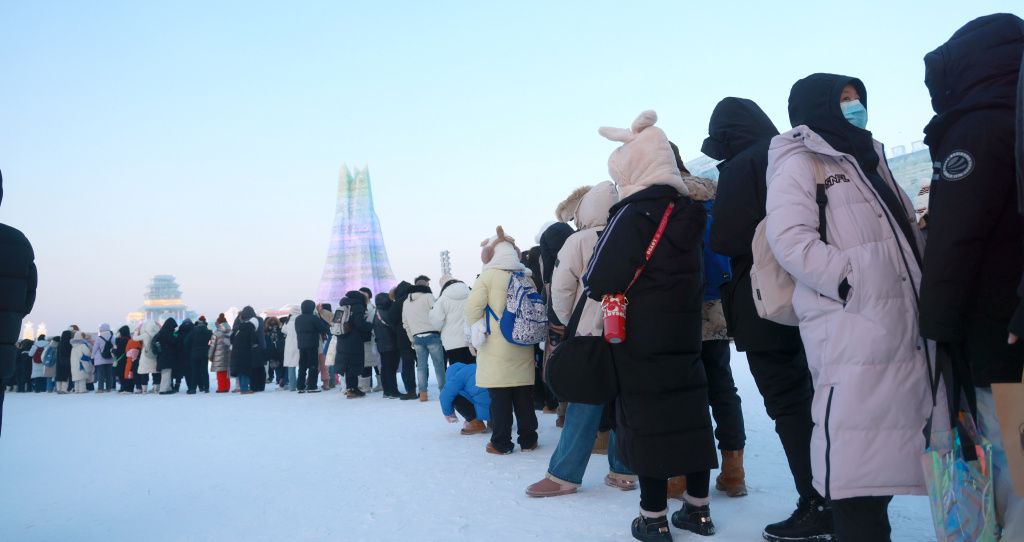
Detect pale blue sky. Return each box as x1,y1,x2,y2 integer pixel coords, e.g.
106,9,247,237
3,1,1019,330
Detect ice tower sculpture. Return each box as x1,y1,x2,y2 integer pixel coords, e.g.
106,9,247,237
316,165,397,304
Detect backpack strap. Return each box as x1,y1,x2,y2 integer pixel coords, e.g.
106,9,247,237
624,201,676,295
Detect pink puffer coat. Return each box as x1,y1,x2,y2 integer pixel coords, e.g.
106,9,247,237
765,125,944,500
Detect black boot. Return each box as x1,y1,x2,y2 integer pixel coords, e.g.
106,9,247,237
763,494,834,541
631,515,673,541
671,503,715,536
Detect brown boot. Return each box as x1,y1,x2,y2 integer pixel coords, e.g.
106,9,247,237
555,415,565,428
460,419,487,435
666,476,687,500
419,392,428,402
715,449,748,497
592,430,610,455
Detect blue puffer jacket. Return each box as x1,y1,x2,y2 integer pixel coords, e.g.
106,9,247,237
439,363,490,421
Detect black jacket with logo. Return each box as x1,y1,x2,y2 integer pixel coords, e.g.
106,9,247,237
919,13,1024,385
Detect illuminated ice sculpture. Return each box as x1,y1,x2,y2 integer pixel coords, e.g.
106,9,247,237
316,165,397,304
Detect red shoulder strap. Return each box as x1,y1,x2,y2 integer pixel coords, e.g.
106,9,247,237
624,201,675,294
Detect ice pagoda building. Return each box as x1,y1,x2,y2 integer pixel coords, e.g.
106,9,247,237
126,275,198,325
316,165,397,305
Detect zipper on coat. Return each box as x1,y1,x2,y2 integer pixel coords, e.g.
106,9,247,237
824,385,835,501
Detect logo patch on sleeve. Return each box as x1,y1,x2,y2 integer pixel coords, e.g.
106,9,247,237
940,150,974,181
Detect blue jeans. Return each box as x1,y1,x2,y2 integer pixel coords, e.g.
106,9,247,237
547,402,633,486
977,387,1023,540
412,333,446,393
238,374,251,392
286,367,297,391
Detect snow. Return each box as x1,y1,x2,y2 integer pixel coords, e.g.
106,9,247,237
0,347,934,542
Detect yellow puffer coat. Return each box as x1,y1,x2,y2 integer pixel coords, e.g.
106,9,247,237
464,268,535,388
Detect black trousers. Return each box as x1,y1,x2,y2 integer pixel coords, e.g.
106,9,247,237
702,340,745,450
453,394,477,421
832,496,892,542
297,348,319,391
340,355,364,390
379,350,401,396
398,348,416,394
638,472,711,512
533,365,558,410
445,347,475,365
488,385,538,453
746,347,816,499
186,356,209,392
251,364,266,392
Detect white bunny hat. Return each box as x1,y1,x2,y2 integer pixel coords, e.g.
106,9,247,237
598,110,688,199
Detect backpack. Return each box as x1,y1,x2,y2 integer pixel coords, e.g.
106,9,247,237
43,347,57,367
750,156,827,326
32,347,44,364
485,271,548,346
703,200,732,301
101,336,114,359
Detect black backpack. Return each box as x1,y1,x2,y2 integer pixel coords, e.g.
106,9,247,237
101,337,114,359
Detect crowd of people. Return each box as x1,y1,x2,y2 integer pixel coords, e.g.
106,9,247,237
2,12,1024,542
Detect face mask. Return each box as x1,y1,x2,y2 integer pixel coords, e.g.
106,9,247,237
840,99,868,130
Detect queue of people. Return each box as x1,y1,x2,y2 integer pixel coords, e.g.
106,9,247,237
2,12,1023,542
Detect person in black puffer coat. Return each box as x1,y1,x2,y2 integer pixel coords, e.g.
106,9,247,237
294,299,329,393
55,330,73,393
919,14,1024,538
173,319,194,392
184,317,212,394
153,318,178,394
703,97,829,541
237,306,267,392
114,326,132,393
264,317,286,387
387,281,418,399
373,293,402,398
337,291,374,397
231,315,260,393
0,169,37,434
586,111,717,539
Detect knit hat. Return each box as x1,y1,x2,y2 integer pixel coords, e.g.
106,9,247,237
198,315,206,322
598,110,689,199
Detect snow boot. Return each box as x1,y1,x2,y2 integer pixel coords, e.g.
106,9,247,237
762,494,835,541
631,515,673,541
419,392,428,402
358,376,372,393
486,442,513,455
525,477,577,498
666,476,687,500
671,502,716,536
399,392,418,400
715,449,748,497
593,430,610,455
460,419,487,435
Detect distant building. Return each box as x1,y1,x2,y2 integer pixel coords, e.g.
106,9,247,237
126,275,198,326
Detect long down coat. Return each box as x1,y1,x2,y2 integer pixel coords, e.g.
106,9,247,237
583,184,717,478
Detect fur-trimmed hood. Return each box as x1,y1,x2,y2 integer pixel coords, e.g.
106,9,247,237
680,175,717,202
555,185,592,223
574,181,619,230
599,110,689,199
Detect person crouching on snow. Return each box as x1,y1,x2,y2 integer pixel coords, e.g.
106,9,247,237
439,356,491,435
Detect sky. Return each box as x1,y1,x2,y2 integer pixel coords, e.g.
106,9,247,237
2,1,1020,331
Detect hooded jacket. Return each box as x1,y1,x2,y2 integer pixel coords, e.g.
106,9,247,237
0,170,37,383
230,318,259,375
55,330,73,382
135,320,160,374
337,291,373,358
209,321,232,372
705,98,802,352
373,294,398,354
174,319,194,376
91,324,115,366
153,318,178,372
386,281,414,350
766,74,939,500
919,13,1024,385
552,181,619,337
69,332,92,381
281,306,301,368
294,299,329,350
429,281,471,351
185,320,213,363
439,362,491,422
402,285,438,340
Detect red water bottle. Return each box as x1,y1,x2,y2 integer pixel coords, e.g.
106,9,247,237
602,294,628,344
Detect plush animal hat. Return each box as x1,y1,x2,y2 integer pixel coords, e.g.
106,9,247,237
598,110,689,199
480,226,525,271
555,186,592,223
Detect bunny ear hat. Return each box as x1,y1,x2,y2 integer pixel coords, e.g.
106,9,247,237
480,226,526,272
599,110,689,199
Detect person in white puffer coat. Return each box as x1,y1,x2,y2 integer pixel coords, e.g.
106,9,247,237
69,332,92,393
429,279,473,365
135,320,160,393
282,305,301,391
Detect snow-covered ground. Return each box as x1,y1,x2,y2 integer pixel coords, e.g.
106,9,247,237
0,347,934,541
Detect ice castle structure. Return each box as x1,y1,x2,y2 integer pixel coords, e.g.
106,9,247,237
316,165,397,304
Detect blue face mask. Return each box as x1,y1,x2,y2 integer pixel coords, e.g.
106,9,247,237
840,99,868,130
